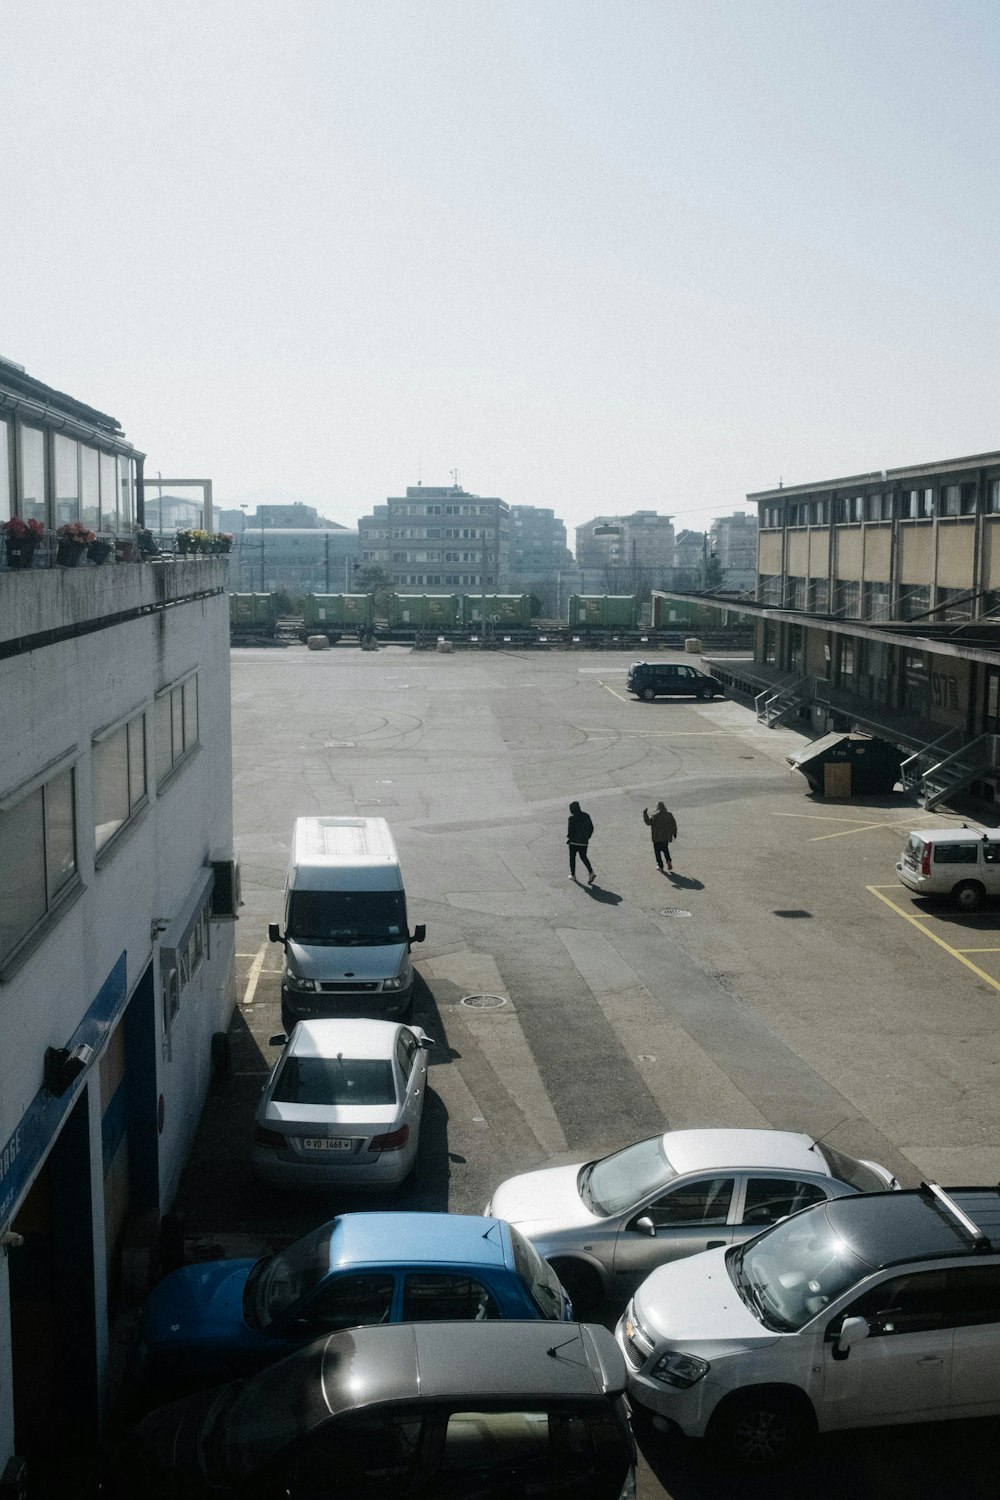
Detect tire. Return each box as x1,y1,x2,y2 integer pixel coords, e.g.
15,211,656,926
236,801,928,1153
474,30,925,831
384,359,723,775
697,686,715,701
708,1389,810,1469
953,880,985,912
641,686,657,702
547,1258,603,1319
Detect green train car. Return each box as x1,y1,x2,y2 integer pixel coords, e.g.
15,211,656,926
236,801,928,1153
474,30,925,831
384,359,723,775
300,593,374,642
462,594,535,628
567,595,639,630
387,594,463,630
229,592,280,637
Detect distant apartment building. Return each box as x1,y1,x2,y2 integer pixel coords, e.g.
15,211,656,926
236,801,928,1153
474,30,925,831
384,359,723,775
672,529,706,577
358,483,509,590
234,525,359,594
509,505,572,577
575,511,675,591
710,511,758,591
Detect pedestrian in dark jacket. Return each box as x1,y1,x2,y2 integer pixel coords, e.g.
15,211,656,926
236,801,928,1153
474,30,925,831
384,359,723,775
643,801,678,872
567,801,595,883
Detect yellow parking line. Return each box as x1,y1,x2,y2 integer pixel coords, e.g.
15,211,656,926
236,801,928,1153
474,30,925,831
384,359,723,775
809,822,904,842
956,948,1000,954
866,886,1000,994
775,813,910,826
241,942,269,1009
601,683,631,703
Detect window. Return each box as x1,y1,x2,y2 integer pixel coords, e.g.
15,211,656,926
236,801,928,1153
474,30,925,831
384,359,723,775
899,584,930,620
950,1265,1000,1326
936,587,972,623
842,1271,949,1336
834,580,860,617
0,419,10,526
155,675,199,785
933,843,979,865
303,1273,395,1332
159,868,213,1028
402,1274,500,1321
81,445,100,532
19,424,46,526
54,434,80,526
0,765,78,966
647,1177,734,1228
440,1407,627,1494
810,578,830,613
395,1030,417,1076
741,1177,826,1228
94,712,147,852
989,480,1000,513
118,455,134,529
863,582,891,621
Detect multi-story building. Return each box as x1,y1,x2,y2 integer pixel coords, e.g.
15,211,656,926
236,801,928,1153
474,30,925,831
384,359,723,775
575,511,675,593
672,528,706,579
234,525,360,594
710,511,758,591
358,483,509,591
680,451,1000,808
509,505,572,576
0,363,236,1490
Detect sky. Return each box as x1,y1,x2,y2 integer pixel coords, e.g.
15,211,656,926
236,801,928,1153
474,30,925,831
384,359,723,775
3,0,1000,536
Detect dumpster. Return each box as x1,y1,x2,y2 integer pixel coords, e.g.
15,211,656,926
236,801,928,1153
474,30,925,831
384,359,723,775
787,733,903,797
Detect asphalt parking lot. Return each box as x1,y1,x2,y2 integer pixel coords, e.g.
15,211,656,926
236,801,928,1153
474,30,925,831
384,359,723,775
169,643,1000,1497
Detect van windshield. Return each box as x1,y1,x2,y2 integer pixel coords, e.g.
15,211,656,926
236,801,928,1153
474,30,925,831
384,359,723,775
288,890,406,944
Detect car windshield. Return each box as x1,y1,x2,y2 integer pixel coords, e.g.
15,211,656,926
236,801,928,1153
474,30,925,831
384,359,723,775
816,1143,887,1194
212,1343,331,1480
582,1136,675,1216
244,1222,333,1329
510,1225,566,1319
272,1055,396,1107
288,890,406,944
731,1206,870,1332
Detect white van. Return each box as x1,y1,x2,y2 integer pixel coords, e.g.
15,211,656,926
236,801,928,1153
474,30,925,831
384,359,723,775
896,826,1000,910
268,817,425,1028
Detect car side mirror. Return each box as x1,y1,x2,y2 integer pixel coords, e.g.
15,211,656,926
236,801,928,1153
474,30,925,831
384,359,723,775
832,1315,869,1360
268,922,285,947
411,924,426,944
268,1034,287,1047
633,1215,656,1237
418,1036,435,1050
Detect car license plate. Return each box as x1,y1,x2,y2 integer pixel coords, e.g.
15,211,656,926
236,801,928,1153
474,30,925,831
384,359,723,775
303,1137,352,1152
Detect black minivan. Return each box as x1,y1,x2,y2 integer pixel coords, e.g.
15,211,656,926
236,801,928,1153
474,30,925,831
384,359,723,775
627,661,723,701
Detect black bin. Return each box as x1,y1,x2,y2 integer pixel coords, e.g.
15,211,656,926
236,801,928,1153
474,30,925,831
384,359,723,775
786,733,903,797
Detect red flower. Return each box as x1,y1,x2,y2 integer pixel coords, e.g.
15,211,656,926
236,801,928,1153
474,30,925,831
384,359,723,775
3,517,45,540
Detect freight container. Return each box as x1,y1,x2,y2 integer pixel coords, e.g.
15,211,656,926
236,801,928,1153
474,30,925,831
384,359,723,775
567,595,639,629
229,592,280,637
462,594,535,628
387,594,463,630
300,593,374,641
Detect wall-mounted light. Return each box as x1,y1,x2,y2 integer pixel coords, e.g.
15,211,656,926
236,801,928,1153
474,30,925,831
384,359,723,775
43,1043,94,1098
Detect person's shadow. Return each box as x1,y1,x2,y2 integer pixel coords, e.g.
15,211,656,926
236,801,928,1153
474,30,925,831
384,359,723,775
666,871,704,890
584,882,623,905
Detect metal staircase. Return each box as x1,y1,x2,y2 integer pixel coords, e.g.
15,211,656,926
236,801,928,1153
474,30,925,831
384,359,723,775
901,731,1000,810
755,675,809,728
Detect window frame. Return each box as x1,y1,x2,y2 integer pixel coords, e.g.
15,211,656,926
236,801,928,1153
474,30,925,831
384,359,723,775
0,751,82,975
155,671,200,788
93,705,149,862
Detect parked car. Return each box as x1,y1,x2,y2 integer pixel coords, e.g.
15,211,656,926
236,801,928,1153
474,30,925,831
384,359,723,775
252,1019,433,1188
138,1213,571,1385
617,1183,1000,1467
107,1321,636,1499
626,661,722,701
896,826,1000,911
485,1128,898,1312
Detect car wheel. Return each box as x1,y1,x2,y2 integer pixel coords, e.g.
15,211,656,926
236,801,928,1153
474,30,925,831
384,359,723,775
708,1389,810,1469
547,1258,603,1318
697,686,715,700
641,687,657,701
953,880,985,912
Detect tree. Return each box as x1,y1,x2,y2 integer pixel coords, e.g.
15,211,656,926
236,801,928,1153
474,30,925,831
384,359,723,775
354,563,393,616
701,556,726,591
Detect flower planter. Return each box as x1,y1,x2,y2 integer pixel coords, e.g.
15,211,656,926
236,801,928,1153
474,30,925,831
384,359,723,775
5,539,37,570
87,540,112,565
56,540,85,567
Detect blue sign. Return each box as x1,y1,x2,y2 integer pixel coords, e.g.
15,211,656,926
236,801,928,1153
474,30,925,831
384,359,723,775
0,952,128,1227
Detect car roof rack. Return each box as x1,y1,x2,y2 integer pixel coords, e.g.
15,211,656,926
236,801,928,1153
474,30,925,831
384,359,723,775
919,1181,992,1252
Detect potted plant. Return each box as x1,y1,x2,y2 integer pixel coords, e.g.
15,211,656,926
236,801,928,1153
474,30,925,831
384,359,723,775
3,516,45,569
175,529,192,555
56,522,97,567
189,529,211,554
211,532,234,554
87,535,113,565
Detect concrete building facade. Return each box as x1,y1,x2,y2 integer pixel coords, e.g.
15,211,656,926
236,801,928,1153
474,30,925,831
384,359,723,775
575,511,675,593
710,511,758,592
0,370,236,1490
358,483,510,591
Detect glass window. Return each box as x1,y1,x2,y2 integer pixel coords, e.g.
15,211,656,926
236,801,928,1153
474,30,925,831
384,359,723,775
182,677,198,752
983,843,1000,865
395,1031,417,1076
401,1274,500,1321
287,888,405,942
54,434,80,525
128,716,146,808
843,1271,949,1336
741,1177,826,1229
100,451,118,532
933,843,979,865
118,455,134,528
94,714,147,852
19,424,46,525
648,1177,734,1228
989,480,1000,513
301,1273,394,1331
0,419,10,525
271,1055,395,1106
81,445,100,532
949,1266,1000,1326
0,768,77,964
156,677,200,785
586,1136,676,1216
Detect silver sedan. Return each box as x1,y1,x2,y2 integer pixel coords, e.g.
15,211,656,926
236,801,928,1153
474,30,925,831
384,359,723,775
485,1128,898,1314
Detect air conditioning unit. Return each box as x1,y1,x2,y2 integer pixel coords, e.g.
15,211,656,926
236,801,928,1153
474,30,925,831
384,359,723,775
209,854,241,918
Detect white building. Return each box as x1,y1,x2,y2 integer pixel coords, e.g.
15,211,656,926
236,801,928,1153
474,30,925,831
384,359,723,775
0,365,236,1491
709,511,758,591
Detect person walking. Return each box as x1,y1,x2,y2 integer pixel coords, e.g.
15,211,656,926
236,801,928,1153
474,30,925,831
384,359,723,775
643,801,678,872
567,801,596,884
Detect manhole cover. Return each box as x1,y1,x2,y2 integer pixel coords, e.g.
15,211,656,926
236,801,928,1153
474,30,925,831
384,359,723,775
460,993,508,1009
658,908,692,918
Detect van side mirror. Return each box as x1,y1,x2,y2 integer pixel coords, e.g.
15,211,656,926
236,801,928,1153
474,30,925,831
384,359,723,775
268,923,285,947
633,1215,656,1237
832,1314,869,1360
411,924,426,944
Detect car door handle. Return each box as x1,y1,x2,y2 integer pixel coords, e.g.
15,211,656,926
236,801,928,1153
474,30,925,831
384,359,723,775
706,1240,725,1249
917,1355,943,1365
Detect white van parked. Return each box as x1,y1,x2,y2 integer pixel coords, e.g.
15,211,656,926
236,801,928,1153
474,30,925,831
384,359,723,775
896,826,1000,910
269,816,425,1029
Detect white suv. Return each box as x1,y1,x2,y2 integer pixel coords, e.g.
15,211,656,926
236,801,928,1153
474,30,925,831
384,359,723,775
617,1184,1000,1466
897,827,1000,910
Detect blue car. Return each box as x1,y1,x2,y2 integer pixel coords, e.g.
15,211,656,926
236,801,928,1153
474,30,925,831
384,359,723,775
139,1213,572,1384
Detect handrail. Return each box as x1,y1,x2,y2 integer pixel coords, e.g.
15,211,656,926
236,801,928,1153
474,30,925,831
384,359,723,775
900,725,963,784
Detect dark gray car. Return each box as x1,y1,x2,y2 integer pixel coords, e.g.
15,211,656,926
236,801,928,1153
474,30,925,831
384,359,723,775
105,1320,636,1499
626,661,722,701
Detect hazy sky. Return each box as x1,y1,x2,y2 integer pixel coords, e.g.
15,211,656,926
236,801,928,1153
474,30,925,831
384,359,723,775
3,0,1000,534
